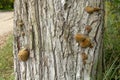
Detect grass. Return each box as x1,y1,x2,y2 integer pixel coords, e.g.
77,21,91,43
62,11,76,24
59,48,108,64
0,35,14,80
102,2,120,79
103,56,120,80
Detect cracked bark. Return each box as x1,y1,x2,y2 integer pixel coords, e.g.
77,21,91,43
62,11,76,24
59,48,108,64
14,0,104,80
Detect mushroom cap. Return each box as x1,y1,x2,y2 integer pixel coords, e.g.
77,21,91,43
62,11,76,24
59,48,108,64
18,48,29,61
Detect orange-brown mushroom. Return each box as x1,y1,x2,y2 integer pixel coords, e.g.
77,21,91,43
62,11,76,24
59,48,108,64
18,48,29,61
84,6,94,14
94,7,101,11
85,25,92,33
75,34,86,43
80,37,91,48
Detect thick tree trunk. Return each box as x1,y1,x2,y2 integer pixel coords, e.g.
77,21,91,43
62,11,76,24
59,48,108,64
14,0,104,80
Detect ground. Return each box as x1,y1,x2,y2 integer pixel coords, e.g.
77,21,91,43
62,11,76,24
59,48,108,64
0,11,13,47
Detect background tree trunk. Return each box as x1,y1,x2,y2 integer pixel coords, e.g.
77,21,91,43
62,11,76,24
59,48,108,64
14,0,104,80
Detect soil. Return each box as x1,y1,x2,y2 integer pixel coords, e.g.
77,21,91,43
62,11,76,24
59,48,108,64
0,11,13,47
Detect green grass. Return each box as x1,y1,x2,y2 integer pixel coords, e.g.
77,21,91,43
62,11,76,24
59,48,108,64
0,35,14,80
102,2,120,80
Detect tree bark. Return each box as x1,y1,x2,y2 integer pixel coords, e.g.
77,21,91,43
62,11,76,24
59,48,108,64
14,0,104,80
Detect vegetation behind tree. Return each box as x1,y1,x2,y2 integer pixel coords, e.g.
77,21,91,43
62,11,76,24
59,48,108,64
0,0,14,10
103,0,120,79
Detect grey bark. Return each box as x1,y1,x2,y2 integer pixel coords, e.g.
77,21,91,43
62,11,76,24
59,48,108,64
13,0,104,80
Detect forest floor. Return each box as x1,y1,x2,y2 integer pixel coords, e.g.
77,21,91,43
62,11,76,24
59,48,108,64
0,11,13,47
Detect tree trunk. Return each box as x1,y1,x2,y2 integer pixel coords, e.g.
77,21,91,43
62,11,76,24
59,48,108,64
13,0,104,80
